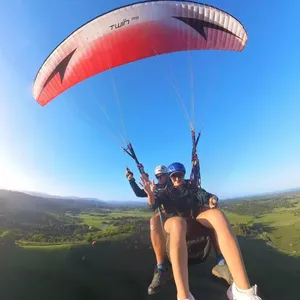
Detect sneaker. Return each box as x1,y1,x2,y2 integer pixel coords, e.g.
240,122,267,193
148,265,172,295
212,264,234,285
227,282,262,300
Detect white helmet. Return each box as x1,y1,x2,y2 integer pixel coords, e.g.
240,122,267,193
154,165,168,175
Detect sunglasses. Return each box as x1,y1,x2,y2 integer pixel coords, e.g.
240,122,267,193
156,174,166,180
170,172,184,179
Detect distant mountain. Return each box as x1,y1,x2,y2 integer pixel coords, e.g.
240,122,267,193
20,190,106,203
222,187,300,203
19,190,148,207
0,188,148,214
0,189,110,214
22,190,76,199
108,200,148,207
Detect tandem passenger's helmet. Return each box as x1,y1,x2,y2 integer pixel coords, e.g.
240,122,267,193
167,162,186,176
154,165,168,176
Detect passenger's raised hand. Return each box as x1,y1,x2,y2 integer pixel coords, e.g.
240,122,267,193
140,175,156,196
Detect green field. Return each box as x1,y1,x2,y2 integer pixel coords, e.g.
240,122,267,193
79,213,110,228
224,211,253,225
80,210,152,228
222,194,300,257
254,211,300,254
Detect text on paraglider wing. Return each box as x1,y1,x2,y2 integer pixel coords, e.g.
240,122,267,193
109,16,140,31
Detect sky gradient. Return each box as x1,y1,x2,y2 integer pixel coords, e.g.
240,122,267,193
1,0,299,201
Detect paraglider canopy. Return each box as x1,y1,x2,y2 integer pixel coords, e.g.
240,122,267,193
32,0,248,106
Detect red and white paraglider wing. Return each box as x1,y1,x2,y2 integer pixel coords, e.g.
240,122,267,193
32,1,248,106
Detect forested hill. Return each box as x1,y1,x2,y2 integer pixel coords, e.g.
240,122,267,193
219,189,300,216
0,189,108,215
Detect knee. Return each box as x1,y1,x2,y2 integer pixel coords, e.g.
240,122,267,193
150,214,161,231
210,209,229,224
198,208,230,229
165,217,187,235
208,208,225,219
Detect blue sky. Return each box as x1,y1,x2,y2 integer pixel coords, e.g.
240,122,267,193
0,0,299,201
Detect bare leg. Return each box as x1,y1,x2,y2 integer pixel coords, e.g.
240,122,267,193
210,228,234,285
164,216,190,300
148,213,172,296
211,230,222,255
196,209,250,290
150,213,166,264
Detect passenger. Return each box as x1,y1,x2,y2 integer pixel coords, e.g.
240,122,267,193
141,162,262,300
